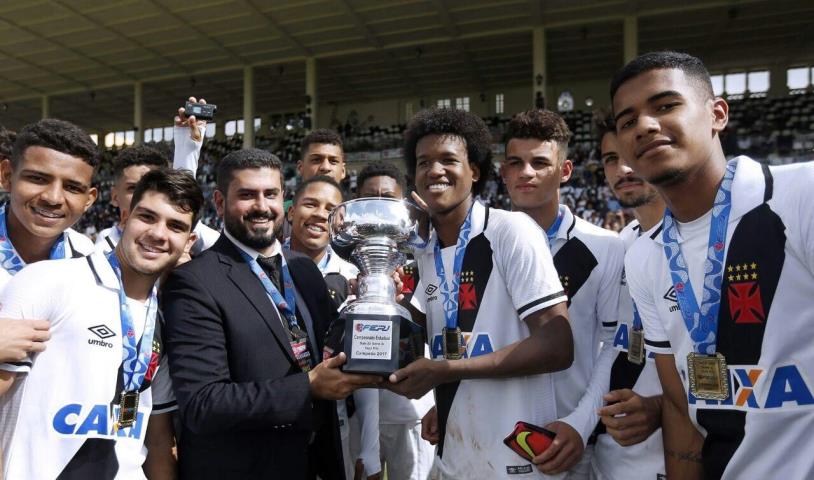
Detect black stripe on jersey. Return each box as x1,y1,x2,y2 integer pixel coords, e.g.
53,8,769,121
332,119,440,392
591,350,647,442
649,223,664,240
697,166,781,479
644,338,671,349
436,212,492,458
67,236,84,259
58,439,119,479
517,291,566,316
602,321,618,328
761,163,773,202
105,235,116,250
553,237,599,307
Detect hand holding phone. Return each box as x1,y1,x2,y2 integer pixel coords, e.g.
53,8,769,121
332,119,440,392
503,421,556,462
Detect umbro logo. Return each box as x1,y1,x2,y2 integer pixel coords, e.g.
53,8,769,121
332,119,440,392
425,284,438,302
89,325,115,339
88,324,115,349
663,286,680,312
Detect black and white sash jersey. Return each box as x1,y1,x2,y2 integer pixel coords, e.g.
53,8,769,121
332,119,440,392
547,206,625,445
0,252,175,479
626,157,814,479
592,220,665,480
412,201,567,479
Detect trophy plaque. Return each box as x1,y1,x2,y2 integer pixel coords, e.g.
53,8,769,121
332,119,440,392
329,198,424,375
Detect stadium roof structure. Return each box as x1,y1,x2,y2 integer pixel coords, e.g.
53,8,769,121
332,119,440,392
0,0,812,132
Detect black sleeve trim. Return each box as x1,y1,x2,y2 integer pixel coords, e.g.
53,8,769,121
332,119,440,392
517,291,566,315
602,321,618,328
644,338,671,348
4,361,32,367
152,401,178,411
105,235,116,250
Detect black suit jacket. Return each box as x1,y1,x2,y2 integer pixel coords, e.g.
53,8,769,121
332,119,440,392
162,235,344,480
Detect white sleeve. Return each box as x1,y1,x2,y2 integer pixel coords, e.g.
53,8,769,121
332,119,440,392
560,236,624,443
172,125,204,174
353,388,381,475
495,213,566,320
0,264,58,372
191,222,220,256
785,163,814,275
625,243,672,354
150,353,178,415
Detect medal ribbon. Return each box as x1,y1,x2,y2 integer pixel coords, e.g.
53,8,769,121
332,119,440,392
0,204,67,274
434,204,474,330
545,205,566,245
661,159,737,355
239,250,299,332
631,301,643,331
106,252,158,393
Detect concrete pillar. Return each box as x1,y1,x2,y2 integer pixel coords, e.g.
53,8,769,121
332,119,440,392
41,95,49,119
243,66,255,148
532,27,546,108
768,64,788,98
306,57,318,129
134,82,144,145
215,121,226,141
623,16,638,64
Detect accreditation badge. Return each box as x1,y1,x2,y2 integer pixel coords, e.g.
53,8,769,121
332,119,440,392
627,328,645,365
687,352,729,400
116,391,140,430
442,326,465,360
289,326,312,373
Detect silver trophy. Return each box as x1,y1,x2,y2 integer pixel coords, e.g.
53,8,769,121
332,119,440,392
329,198,424,374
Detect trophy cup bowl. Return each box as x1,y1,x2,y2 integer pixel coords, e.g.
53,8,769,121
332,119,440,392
329,198,424,374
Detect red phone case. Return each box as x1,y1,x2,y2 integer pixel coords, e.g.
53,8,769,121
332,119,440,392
503,421,556,462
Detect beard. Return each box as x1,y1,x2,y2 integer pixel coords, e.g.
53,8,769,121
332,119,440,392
647,167,688,187
618,190,660,208
224,209,281,250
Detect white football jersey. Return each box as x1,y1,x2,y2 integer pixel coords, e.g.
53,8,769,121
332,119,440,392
412,200,567,479
626,157,814,479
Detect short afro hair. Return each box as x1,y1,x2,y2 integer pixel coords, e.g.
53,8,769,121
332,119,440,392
12,118,99,169
301,128,344,159
292,175,343,205
357,160,405,194
403,108,492,195
610,51,714,102
216,148,283,194
505,109,572,163
592,108,616,144
0,126,16,161
113,145,168,180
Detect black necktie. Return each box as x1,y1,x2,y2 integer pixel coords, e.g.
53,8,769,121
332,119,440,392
256,254,282,292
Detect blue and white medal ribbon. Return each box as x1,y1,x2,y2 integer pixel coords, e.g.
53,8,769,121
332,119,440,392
0,204,67,274
545,205,566,246
660,159,737,356
433,205,474,332
106,251,158,429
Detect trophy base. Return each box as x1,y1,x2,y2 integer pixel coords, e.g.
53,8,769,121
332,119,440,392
340,311,424,375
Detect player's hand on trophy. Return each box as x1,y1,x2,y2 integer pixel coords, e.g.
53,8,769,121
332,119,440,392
308,352,382,400
175,96,207,142
387,357,449,399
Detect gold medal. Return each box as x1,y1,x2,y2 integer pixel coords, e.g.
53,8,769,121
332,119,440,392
627,329,645,365
116,391,140,430
442,326,465,360
687,352,730,400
